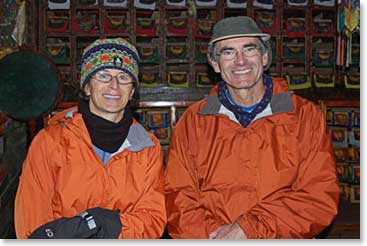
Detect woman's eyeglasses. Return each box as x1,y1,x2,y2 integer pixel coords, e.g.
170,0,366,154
93,72,134,86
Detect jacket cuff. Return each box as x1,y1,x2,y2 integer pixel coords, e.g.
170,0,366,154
237,214,257,239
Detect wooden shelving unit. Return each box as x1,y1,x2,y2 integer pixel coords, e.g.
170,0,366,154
36,0,359,105
319,99,360,239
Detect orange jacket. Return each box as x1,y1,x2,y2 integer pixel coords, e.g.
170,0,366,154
15,107,166,239
165,78,339,239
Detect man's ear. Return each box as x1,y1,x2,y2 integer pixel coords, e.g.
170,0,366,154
207,54,221,73
262,50,269,68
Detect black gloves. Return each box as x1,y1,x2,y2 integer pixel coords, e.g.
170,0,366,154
29,207,122,239
28,214,98,239
86,207,122,239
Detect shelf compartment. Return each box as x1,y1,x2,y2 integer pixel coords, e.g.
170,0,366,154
283,38,305,59
46,10,70,33
72,10,99,34
45,37,70,64
313,69,335,88
194,40,208,63
139,65,160,87
285,73,311,90
167,65,189,88
103,10,129,34
136,10,158,36
136,41,160,63
103,0,128,7
226,0,247,9
195,64,217,88
166,41,188,62
166,11,188,35
254,9,278,35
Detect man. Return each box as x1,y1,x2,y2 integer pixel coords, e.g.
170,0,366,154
15,38,166,239
164,16,339,239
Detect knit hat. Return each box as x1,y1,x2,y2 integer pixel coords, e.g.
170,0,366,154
80,38,140,89
209,16,270,45
208,16,272,70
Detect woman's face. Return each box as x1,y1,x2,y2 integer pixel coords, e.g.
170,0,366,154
84,68,135,123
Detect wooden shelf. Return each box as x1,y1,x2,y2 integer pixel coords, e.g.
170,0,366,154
316,99,360,239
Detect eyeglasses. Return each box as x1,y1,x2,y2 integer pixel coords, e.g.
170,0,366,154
93,71,134,86
217,45,261,61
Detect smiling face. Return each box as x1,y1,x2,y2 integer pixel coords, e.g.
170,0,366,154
84,68,135,123
210,37,269,90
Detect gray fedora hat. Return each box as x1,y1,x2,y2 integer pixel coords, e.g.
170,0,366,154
209,16,271,45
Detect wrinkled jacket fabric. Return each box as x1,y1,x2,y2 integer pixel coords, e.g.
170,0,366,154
15,107,166,239
165,78,339,239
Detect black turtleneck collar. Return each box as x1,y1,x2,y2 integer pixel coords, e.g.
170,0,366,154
78,98,134,153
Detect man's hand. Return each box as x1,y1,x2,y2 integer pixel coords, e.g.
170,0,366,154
208,222,247,239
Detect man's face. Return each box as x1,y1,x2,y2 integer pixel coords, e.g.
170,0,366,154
84,68,135,123
210,37,268,90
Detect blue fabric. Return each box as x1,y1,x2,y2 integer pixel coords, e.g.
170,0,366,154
218,73,273,127
93,145,112,165
224,89,259,112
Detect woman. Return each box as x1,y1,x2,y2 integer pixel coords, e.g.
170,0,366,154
14,38,166,239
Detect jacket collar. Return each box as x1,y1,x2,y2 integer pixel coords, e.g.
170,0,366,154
199,92,293,115
54,107,154,152
198,78,294,120
124,123,155,152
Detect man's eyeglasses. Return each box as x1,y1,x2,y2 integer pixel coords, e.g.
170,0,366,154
217,45,261,61
93,71,134,86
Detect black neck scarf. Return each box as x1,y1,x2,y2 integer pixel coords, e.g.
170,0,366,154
217,73,273,128
78,98,134,153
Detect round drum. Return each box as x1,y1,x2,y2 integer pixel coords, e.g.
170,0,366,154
0,50,60,120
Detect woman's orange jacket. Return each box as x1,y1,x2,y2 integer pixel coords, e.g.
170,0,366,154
165,78,339,239
15,107,166,238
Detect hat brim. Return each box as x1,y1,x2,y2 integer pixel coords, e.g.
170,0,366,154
209,33,271,45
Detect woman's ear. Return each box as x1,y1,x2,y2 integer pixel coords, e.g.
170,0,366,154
84,83,91,96
129,87,135,100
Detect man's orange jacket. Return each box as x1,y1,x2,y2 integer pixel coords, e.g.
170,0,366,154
165,78,339,239
15,107,166,239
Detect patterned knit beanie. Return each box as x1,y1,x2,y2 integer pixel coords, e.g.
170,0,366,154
80,38,140,89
